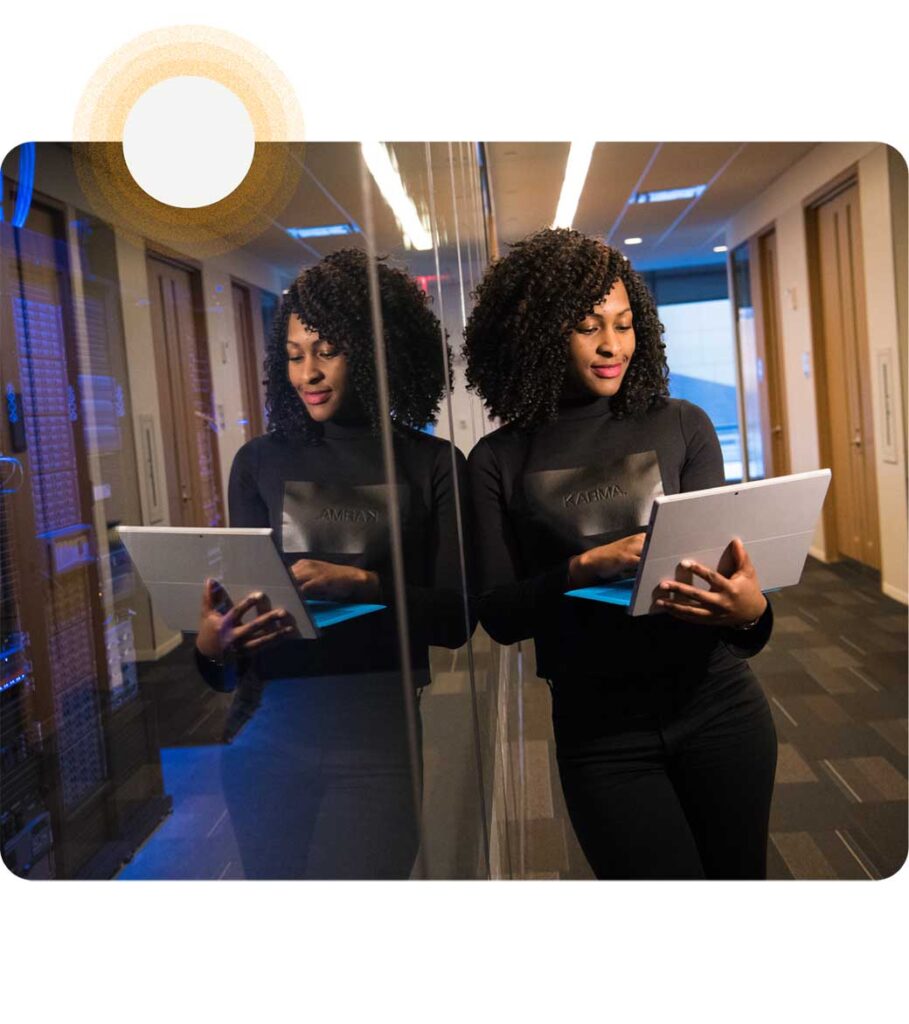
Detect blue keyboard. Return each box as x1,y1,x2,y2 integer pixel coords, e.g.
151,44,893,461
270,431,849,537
565,579,636,607
566,581,780,610
307,601,386,629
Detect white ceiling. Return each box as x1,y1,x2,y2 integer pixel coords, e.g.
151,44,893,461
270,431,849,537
240,141,818,283
485,141,817,270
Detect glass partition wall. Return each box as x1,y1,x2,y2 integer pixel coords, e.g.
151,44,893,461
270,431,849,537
356,141,492,879
0,141,495,880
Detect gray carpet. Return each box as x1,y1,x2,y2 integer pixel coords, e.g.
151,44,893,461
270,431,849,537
491,556,907,880
759,558,907,879
122,557,907,880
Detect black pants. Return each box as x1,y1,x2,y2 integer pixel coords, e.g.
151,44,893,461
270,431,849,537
552,657,777,880
220,672,421,879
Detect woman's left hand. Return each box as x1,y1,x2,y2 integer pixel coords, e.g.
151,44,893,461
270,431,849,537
289,559,381,603
650,537,768,628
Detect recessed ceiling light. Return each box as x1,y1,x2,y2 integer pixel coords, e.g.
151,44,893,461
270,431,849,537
630,185,707,205
286,223,359,240
624,237,643,245
713,244,728,253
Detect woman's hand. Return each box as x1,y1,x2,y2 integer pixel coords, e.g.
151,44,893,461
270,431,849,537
196,578,300,662
568,532,646,587
289,559,381,602
650,537,768,628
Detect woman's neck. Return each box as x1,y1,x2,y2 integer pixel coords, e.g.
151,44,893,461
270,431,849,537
556,387,613,421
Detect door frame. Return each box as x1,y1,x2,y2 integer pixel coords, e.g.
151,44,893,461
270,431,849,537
145,248,224,527
805,173,881,566
230,277,268,440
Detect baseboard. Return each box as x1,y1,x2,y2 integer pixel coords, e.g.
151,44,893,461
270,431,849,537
882,582,909,606
135,631,183,662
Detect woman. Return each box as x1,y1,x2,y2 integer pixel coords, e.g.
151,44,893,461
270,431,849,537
464,228,776,880
194,248,472,879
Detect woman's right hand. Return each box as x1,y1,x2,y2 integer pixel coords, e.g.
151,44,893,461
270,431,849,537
568,532,646,587
196,578,300,663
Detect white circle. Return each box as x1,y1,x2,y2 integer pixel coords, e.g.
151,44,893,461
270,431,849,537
123,77,255,208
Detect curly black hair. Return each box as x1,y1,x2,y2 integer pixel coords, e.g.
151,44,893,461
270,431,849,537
264,248,451,443
463,228,669,428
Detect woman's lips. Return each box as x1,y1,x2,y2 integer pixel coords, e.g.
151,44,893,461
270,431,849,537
592,364,623,379
302,390,332,405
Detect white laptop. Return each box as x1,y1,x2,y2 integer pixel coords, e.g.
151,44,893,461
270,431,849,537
566,469,832,617
117,526,386,639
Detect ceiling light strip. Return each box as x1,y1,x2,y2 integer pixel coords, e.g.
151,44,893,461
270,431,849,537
552,141,596,230
360,142,433,251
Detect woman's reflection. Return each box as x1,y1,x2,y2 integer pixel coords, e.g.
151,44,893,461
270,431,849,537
194,249,473,878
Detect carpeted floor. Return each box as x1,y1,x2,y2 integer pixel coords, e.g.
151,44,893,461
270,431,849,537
758,557,907,879
117,556,907,880
490,556,908,880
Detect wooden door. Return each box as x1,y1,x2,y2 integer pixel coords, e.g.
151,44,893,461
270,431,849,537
146,255,223,527
812,182,881,568
758,231,790,476
231,281,265,440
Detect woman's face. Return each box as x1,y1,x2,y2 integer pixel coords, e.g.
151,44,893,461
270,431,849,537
286,314,349,422
564,279,635,400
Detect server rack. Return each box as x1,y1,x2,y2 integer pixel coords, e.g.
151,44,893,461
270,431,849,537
1,178,169,879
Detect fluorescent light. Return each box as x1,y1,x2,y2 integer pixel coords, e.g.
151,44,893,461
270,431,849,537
286,223,359,240
360,142,433,251
713,245,728,253
631,185,707,205
624,237,643,245
552,142,596,229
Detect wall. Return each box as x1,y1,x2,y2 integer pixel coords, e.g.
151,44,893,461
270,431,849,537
888,145,908,481
727,143,908,603
857,146,908,603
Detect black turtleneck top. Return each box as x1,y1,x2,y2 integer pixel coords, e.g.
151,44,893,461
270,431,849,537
196,419,472,688
467,396,772,683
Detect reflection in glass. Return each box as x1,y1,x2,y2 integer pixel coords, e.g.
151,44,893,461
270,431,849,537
1,142,492,879
191,249,470,878
359,142,491,877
